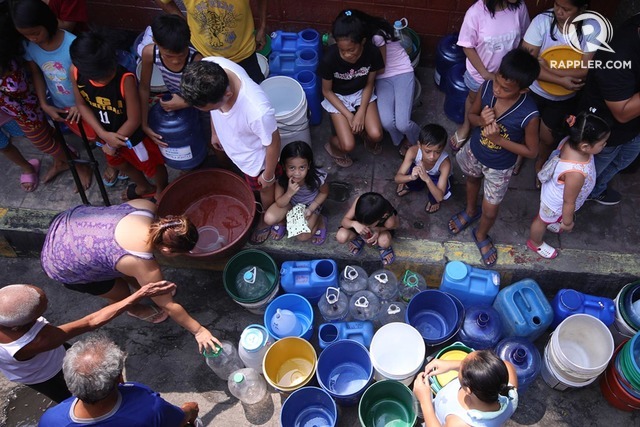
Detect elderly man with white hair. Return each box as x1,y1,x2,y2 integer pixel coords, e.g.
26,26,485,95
39,334,199,426
0,281,175,403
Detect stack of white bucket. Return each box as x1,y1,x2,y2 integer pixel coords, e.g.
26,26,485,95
541,314,614,390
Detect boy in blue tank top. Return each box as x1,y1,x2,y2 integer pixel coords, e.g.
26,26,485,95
448,49,540,267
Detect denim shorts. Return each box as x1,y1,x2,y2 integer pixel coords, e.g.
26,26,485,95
0,120,24,149
464,70,482,92
455,143,514,205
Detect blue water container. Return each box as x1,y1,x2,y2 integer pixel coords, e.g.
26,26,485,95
434,34,465,91
456,305,503,350
281,387,337,427
317,340,373,406
440,261,500,308
280,259,338,304
271,29,322,58
495,337,541,392
443,62,469,124
318,321,374,349
493,279,554,342
295,70,322,125
147,96,207,170
550,289,615,329
269,49,318,77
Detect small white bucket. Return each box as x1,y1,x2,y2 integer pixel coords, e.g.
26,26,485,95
260,76,311,150
370,323,425,386
257,53,270,78
550,314,613,379
541,345,597,391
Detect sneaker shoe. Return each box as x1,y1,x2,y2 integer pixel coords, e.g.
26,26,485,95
588,188,621,205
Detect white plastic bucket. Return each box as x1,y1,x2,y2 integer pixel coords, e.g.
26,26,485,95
136,61,167,93
541,345,597,391
257,53,270,78
370,322,425,386
550,314,613,380
259,76,311,150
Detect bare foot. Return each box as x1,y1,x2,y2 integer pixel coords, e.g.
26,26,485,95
42,157,69,183
77,163,93,190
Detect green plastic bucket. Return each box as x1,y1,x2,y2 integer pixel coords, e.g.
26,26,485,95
223,249,279,314
358,380,417,427
406,28,421,68
429,342,473,393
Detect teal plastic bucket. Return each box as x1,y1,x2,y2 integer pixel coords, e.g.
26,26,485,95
358,380,417,427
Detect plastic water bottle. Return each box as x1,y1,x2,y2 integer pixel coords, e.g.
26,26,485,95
204,340,244,381
399,270,427,303
394,18,414,56
235,266,270,300
318,287,350,322
228,368,267,405
339,265,368,296
367,269,398,302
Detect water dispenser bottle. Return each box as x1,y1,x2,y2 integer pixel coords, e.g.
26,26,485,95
393,18,414,56
456,305,504,350
374,301,407,329
204,340,245,381
367,269,398,302
318,287,350,322
495,337,541,392
399,270,427,303
550,289,615,329
235,266,270,300
339,265,368,296
228,368,267,405
349,290,381,321
238,324,273,372
440,261,500,308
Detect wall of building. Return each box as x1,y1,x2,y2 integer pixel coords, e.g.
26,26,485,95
87,0,621,64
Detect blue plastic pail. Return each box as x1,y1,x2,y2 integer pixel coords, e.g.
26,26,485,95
406,290,461,345
281,386,337,427
265,294,313,340
317,340,373,406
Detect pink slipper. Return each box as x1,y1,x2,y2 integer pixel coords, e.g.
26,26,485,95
20,159,40,192
527,240,558,259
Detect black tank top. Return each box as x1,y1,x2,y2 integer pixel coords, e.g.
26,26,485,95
77,65,145,143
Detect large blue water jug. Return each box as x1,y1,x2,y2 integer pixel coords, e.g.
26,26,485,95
494,337,541,392
440,261,500,308
456,305,503,350
434,34,465,91
295,70,322,126
318,321,374,349
443,62,469,124
280,259,338,304
271,29,321,57
493,279,554,342
147,96,207,170
269,49,318,77
550,289,615,329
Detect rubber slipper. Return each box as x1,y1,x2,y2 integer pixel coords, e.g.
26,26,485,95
425,201,440,214
527,239,558,259
126,306,168,323
324,142,353,168
117,173,129,180
449,131,468,153
311,215,327,245
377,245,396,265
398,141,412,158
270,223,286,241
249,225,271,245
102,168,118,187
448,207,482,235
396,183,410,197
546,222,562,234
122,183,156,201
363,135,382,155
20,159,40,192
348,236,365,256
472,228,498,267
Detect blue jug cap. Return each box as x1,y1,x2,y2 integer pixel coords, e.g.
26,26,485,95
243,267,257,284
394,20,402,28
233,372,245,383
560,289,583,311
446,261,468,281
241,326,268,352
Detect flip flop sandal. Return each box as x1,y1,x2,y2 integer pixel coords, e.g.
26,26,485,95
364,136,382,155
270,223,286,241
527,240,558,259
377,245,396,266
449,131,468,153
472,228,498,267
396,183,410,197
249,225,272,245
398,141,412,158
311,216,328,245
324,142,353,168
20,159,40,192
117,173,129,180
122,183,156,201
126,306,169,323
348,235,365,256
448,207,482,235
102,169,118,187
425,201,440,214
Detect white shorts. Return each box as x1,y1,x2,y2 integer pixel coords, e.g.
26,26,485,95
321,89,378,114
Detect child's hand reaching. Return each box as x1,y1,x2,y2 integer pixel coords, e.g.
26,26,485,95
480,105,496,126
287,177,300,195
160,94,189,112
